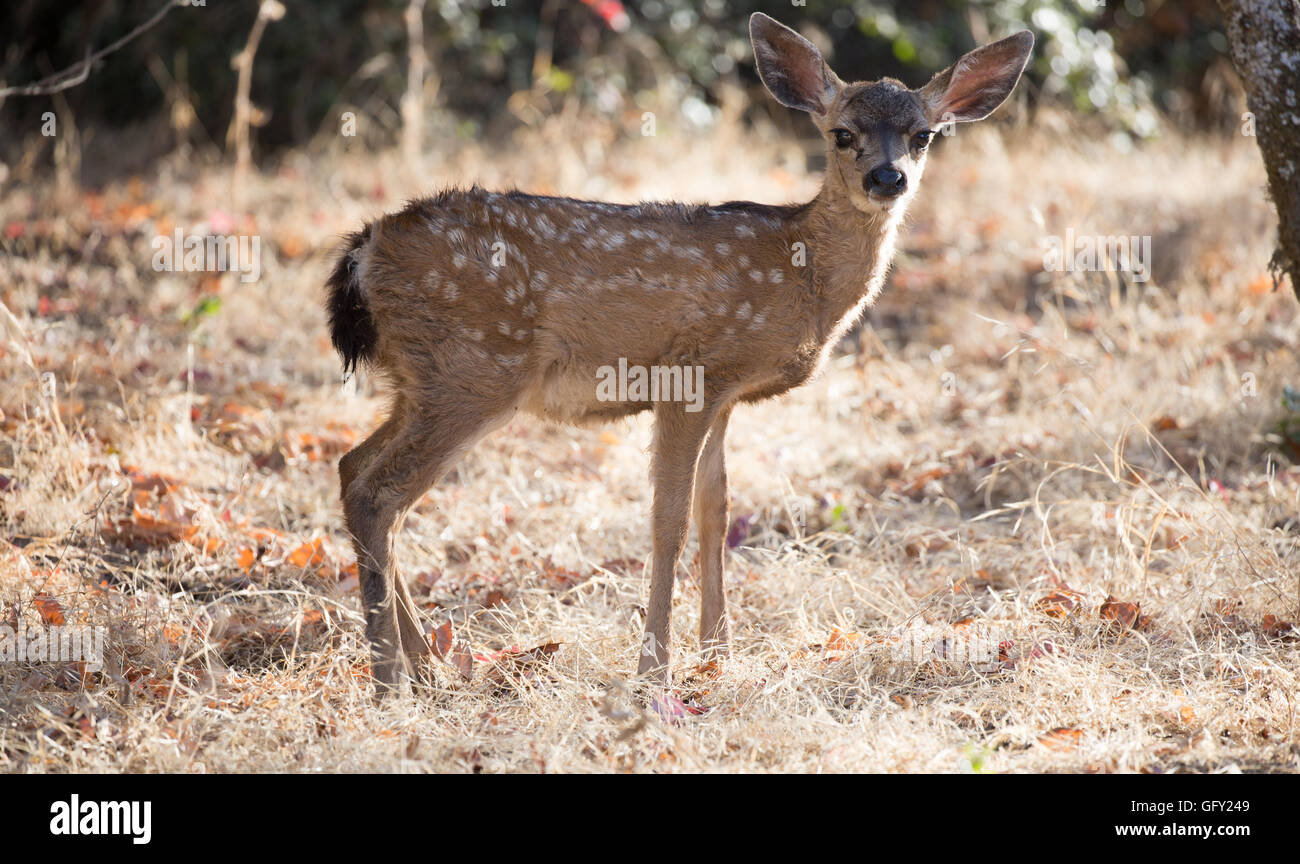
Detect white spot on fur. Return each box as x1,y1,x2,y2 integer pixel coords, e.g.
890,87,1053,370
715,242,731,256
768,268,785,284
735,223,757,238
749,269,763,283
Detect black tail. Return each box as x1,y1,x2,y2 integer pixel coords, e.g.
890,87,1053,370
326,226,377,377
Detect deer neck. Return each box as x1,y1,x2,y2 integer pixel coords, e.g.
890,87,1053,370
796,182,903,343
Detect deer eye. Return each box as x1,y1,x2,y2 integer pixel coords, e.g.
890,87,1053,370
832,129,855,149
912,130,935,150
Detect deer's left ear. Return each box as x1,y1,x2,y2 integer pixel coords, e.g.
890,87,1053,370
750,12,843,117
918,30,1034,126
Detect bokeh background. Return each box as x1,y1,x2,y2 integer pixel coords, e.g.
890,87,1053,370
2,0,1245,179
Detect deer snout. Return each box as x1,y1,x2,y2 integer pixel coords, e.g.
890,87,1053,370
865,165,907,198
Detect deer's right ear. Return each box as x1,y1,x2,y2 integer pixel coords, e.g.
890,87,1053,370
750,12,842,117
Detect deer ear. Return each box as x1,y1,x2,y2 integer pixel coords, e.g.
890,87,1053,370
750,12,842,117
919,30,1034,126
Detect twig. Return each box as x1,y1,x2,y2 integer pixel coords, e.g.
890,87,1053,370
400,0,427,162
228,1,285,180
0,0,184,101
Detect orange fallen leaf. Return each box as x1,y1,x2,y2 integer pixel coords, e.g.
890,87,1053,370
1262,614,1296,640
825,628,863,652
288,538,326,569
1100,595,1151,631
431,622,454,660
903,466,949,496
32,593,65,625
244,526,286,544
1035,590,1081,618
1038,727,1083,751
122,465,180,495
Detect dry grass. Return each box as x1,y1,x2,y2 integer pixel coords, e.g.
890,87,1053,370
1,111,1298,773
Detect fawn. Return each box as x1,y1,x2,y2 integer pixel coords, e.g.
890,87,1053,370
328,13,1033,694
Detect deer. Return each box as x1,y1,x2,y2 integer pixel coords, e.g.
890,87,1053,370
327,12,1034,696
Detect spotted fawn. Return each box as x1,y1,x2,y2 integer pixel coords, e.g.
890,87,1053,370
327,13,1033,694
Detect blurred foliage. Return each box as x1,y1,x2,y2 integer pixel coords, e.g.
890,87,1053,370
0,0,1238,165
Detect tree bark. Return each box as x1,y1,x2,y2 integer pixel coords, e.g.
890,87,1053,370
1218,0,1300,297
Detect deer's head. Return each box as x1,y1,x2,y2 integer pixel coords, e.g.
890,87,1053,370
750,13,1034,216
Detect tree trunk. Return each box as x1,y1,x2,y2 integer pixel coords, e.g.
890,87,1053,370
1218,0,1300,297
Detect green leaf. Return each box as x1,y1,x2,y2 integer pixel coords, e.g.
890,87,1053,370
181,295,222,325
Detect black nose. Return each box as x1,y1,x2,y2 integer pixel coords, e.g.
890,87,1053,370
866,165,906,198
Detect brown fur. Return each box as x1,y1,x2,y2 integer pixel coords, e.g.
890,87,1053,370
328,13,1033,694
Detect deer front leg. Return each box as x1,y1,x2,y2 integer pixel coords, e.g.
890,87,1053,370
694,407,732,658
638,404,714,688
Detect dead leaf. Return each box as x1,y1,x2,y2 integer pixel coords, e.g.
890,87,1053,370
1038,727,1083,751
1035,589,1081,618
32,592,65,625
287,537,326,569
482,641,561,685
1100,595,1152,631
451,643,474,682
1262,614,1296,640
431,622,454,660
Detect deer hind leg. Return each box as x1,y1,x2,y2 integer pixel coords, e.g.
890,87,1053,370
388,571,431,688
343,392,513,695
339,396,408,499
637,403,716,689
694,407,732,659
339,399,433,686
